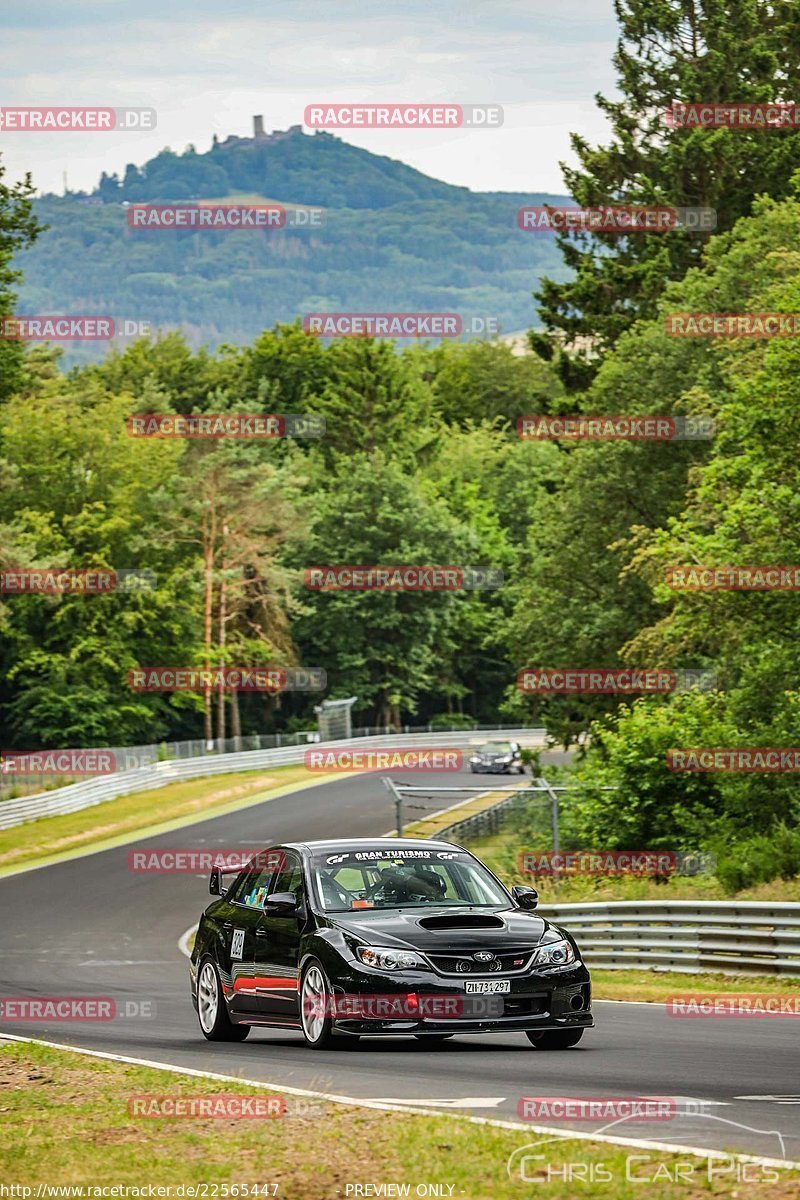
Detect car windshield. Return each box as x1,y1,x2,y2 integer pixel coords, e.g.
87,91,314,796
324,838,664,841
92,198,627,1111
311,848,509,912
479,742,512,754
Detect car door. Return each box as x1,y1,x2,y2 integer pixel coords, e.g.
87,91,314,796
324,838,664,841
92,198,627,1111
224,861,280,1017
253,851,306,1021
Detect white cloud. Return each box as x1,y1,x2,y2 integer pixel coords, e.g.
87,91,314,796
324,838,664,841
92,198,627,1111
0,0,618,195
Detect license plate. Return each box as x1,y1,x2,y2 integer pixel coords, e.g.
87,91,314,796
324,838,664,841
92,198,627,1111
464,980,511,994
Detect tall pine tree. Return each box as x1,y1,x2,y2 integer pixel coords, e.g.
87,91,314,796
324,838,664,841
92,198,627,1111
0,156,44,400
535,0,800,375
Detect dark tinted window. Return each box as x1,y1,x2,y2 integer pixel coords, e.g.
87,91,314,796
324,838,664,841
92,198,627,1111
269,853,305,903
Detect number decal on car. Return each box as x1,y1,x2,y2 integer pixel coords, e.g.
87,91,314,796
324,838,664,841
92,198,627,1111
231,928,245,959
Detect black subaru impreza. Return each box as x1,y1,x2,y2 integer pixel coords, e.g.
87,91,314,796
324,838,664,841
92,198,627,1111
190,837,592,1050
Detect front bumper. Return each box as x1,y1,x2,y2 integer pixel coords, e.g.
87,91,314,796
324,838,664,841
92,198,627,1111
327,961,592,1037
470,762,513,773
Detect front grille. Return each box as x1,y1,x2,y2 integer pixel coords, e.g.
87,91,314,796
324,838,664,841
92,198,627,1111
427,949,536,975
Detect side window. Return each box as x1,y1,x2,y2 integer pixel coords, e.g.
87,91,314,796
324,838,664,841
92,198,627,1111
229,851,283,908
269,854,305,903
237,866,275,909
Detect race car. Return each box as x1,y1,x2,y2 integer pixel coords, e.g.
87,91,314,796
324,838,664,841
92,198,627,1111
189,837,592,1049
468,740,526,774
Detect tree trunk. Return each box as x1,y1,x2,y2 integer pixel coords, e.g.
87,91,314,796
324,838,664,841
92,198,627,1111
216,568,227,744
230,688,242,744
203,535,214,743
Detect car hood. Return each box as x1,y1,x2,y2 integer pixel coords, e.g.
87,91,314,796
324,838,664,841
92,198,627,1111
326,906,550,952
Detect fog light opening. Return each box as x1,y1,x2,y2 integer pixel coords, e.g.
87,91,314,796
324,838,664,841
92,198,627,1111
569,994,585,1011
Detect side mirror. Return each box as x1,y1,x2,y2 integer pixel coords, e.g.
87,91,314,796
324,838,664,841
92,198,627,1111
512,884,538,911
209,867,226,897
266,891,298,913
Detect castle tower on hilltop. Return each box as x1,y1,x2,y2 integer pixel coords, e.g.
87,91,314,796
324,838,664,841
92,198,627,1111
219,117,302,150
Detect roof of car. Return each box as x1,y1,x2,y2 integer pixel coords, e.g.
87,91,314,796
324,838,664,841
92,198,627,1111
286,837,463,853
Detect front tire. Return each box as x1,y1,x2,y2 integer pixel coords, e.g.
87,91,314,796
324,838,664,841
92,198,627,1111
300,959,341,1050
526,1029,584,1050
197,958,250,1042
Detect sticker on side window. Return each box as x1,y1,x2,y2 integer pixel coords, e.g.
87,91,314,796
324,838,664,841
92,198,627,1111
231,928,245,959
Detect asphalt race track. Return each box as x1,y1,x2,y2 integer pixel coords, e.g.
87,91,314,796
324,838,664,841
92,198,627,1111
1,762,798,1164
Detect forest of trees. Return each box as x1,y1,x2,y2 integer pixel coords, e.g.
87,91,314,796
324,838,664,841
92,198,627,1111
3,0,800,883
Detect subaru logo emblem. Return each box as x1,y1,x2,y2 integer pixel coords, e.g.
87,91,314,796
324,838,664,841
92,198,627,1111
473,951,495,963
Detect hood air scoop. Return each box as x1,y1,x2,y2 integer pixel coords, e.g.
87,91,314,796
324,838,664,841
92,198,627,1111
417,914,505,931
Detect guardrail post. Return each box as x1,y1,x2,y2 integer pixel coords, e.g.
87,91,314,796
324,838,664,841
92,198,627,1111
384,777,403,836
537,776,560,886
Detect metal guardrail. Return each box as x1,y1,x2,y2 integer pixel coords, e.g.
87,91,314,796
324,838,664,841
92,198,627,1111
537,900,800,977
429,805,800,979
0,722,531,797
0,728,542,831
0,720,537,796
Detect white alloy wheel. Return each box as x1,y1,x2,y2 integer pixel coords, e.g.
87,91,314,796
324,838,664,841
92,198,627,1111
198,960,219,1033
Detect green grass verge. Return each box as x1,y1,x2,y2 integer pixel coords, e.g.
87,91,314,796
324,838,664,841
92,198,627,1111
2,1041,797,1198
0,766,347,877
593,968,800,1001
467,828,800,903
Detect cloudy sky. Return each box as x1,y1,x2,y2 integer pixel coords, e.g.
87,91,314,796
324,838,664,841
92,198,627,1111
1,0,619,196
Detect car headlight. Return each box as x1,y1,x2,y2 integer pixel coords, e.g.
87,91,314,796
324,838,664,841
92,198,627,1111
356,945,428,970
534,938,576,967
469,756,481,763
501,756,513,763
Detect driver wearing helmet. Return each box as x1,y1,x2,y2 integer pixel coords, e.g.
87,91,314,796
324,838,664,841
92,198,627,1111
381,863,446,902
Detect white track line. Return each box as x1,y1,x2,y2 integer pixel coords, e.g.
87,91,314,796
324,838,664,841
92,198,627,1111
178,924,197,959
1,1033,797,1170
